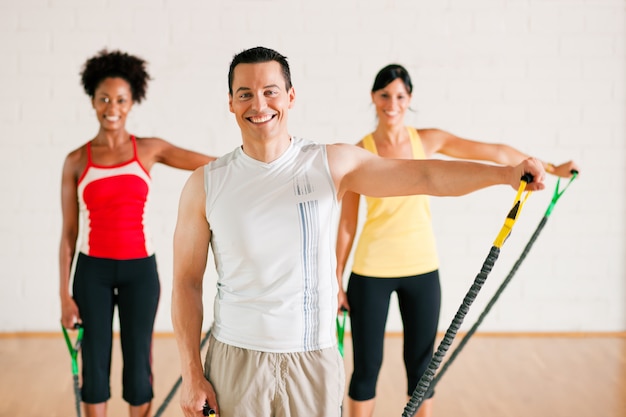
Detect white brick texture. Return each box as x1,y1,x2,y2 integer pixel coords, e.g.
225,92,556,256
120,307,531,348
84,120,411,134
0,0,623,332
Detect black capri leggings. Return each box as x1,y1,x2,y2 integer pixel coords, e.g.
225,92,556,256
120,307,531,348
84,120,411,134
347,270,441,401
73,253,160,405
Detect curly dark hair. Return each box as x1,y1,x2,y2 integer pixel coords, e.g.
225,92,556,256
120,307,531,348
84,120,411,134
80,49,151,103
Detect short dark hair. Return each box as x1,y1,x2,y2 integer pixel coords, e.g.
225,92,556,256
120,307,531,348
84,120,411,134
371,64,413,94
228,46,292,95
80,49,151,103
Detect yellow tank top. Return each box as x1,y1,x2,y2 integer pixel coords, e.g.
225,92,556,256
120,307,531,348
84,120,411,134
352,127,439,277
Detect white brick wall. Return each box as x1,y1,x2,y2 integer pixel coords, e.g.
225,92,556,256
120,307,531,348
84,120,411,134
0,0,623,332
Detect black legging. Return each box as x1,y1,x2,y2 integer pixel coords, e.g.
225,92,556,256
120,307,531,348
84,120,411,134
73,253,160,405
347,270,441,401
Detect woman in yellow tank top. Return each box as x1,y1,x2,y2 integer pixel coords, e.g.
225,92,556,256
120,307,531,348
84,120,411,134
335,64,578,417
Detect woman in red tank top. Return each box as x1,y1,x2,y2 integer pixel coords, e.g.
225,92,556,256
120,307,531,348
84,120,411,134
59,49,216,417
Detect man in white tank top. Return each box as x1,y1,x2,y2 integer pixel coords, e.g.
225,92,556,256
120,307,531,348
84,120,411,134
171,46,547,417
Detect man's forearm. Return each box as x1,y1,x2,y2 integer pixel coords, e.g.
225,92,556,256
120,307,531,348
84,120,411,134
172,282,206,380
424,160,512,197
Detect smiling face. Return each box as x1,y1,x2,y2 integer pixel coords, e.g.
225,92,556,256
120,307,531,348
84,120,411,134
371,78,411,128
91,77,134,131
228,61,295,144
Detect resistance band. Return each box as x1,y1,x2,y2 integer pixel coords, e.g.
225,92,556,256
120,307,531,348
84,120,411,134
62,323,84,417
402,175,533,417
154,328,213,417
337,308,347,357
421,171,578,402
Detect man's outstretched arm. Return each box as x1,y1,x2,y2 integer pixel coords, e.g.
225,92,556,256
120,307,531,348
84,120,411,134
327,143,546,201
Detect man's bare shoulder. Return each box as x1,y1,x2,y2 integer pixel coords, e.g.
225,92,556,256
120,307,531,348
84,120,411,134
326,142,373,160
326,142,359,154
325,142,377,182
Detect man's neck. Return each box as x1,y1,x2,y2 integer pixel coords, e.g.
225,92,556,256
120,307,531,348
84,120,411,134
241,134,292,163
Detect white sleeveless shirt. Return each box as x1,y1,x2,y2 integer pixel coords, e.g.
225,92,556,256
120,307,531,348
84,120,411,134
204,137,339,352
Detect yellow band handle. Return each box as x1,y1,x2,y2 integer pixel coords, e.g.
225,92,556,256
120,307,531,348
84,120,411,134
493,180,532,248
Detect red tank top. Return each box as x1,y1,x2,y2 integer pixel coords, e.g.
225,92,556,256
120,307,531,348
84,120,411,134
77,136,153,260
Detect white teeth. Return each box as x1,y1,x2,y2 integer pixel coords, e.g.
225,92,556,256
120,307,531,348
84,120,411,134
249,114,273,123
105,115,120,121
384,111,399,116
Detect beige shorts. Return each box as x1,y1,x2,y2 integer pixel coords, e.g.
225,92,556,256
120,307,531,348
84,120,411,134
204,336,345,417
